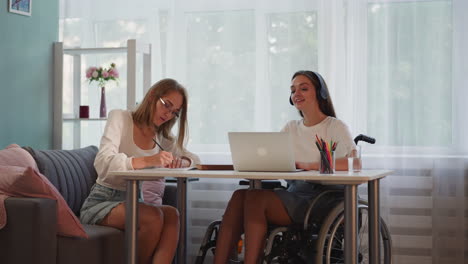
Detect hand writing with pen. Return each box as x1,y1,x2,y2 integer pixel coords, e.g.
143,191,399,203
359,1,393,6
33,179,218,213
151,139,191,168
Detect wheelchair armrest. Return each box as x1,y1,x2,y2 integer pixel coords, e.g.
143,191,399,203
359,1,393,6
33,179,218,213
238,180,285,189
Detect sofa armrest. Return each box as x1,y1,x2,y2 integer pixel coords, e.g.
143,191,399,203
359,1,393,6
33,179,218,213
0,197,58,264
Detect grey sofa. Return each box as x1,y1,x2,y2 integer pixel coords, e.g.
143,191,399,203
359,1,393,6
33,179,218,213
0,145,177,264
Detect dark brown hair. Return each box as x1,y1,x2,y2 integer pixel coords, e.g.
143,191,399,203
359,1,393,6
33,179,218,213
291,70,336,118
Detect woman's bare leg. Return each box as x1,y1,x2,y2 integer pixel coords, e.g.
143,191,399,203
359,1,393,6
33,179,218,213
243,190,291,264
100,203,164,264
151,205,180,264
214,189,247,264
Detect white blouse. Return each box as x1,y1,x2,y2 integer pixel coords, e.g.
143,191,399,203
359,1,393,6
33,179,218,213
281,116,355,163
94,109,200,192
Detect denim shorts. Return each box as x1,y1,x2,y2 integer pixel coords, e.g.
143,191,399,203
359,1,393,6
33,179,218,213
79,183,128,225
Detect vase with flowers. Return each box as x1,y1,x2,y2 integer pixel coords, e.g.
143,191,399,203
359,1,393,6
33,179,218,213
85,63,119,118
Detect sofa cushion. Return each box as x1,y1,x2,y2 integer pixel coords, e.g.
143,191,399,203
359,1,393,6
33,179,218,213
0,165,87,238
57,224,124,264
23,146,98,216
0,144,38,169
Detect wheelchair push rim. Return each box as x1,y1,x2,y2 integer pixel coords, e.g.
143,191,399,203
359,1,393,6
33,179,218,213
315,201,392,264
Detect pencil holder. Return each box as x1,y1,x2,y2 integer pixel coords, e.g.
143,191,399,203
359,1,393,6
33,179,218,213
319,150,335,174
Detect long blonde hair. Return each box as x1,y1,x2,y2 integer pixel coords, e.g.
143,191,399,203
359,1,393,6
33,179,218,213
132,78,188,149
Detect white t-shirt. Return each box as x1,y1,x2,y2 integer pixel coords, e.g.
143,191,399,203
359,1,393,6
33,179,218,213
281,116,355,163
94,109,200,191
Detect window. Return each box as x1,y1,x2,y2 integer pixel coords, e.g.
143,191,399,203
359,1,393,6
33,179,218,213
183,8,319,152
59,0,461,152
367,1,452,147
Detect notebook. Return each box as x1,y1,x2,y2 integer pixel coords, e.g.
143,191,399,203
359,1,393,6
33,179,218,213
228,132,300,172
142,167,195,171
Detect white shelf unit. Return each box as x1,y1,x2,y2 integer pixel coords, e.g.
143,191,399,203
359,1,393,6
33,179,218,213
53,39,151,149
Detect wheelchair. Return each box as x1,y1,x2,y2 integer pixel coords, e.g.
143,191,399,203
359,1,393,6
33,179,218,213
194,135,392,264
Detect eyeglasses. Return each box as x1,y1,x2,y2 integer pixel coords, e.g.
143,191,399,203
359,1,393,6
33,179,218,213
159,98,180,118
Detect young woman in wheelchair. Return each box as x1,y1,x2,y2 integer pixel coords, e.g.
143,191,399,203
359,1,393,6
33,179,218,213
213,70,358,264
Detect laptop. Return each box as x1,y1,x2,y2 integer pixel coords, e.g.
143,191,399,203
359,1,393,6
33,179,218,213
228,132,300,172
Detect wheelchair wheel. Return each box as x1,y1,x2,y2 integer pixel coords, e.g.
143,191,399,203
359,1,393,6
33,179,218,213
315,201,392,264
194,220,222,264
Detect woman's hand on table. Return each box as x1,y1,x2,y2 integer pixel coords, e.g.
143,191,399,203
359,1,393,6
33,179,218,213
165,156,191,168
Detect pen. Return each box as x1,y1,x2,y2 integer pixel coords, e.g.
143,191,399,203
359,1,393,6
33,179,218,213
152,138,165,151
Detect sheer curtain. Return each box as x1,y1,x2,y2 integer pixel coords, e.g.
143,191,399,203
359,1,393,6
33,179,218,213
59,0,468,263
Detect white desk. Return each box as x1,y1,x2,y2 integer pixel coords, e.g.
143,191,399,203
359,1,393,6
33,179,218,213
111,169,392,264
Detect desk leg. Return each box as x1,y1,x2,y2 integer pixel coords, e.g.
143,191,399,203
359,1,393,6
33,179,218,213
126,180,139,264
176,178,187,264
368,179,381,264
344,185,358,264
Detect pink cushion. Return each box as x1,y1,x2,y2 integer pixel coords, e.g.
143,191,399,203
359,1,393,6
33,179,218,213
0,165,88,238
142,179,165,206
0,144,38,169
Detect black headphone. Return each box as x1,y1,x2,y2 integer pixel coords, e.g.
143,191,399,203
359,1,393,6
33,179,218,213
289,71,328,105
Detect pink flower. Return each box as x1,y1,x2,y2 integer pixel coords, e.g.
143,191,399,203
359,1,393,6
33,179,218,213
86,63,118,87
109,68,119,78
85,67,97,78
